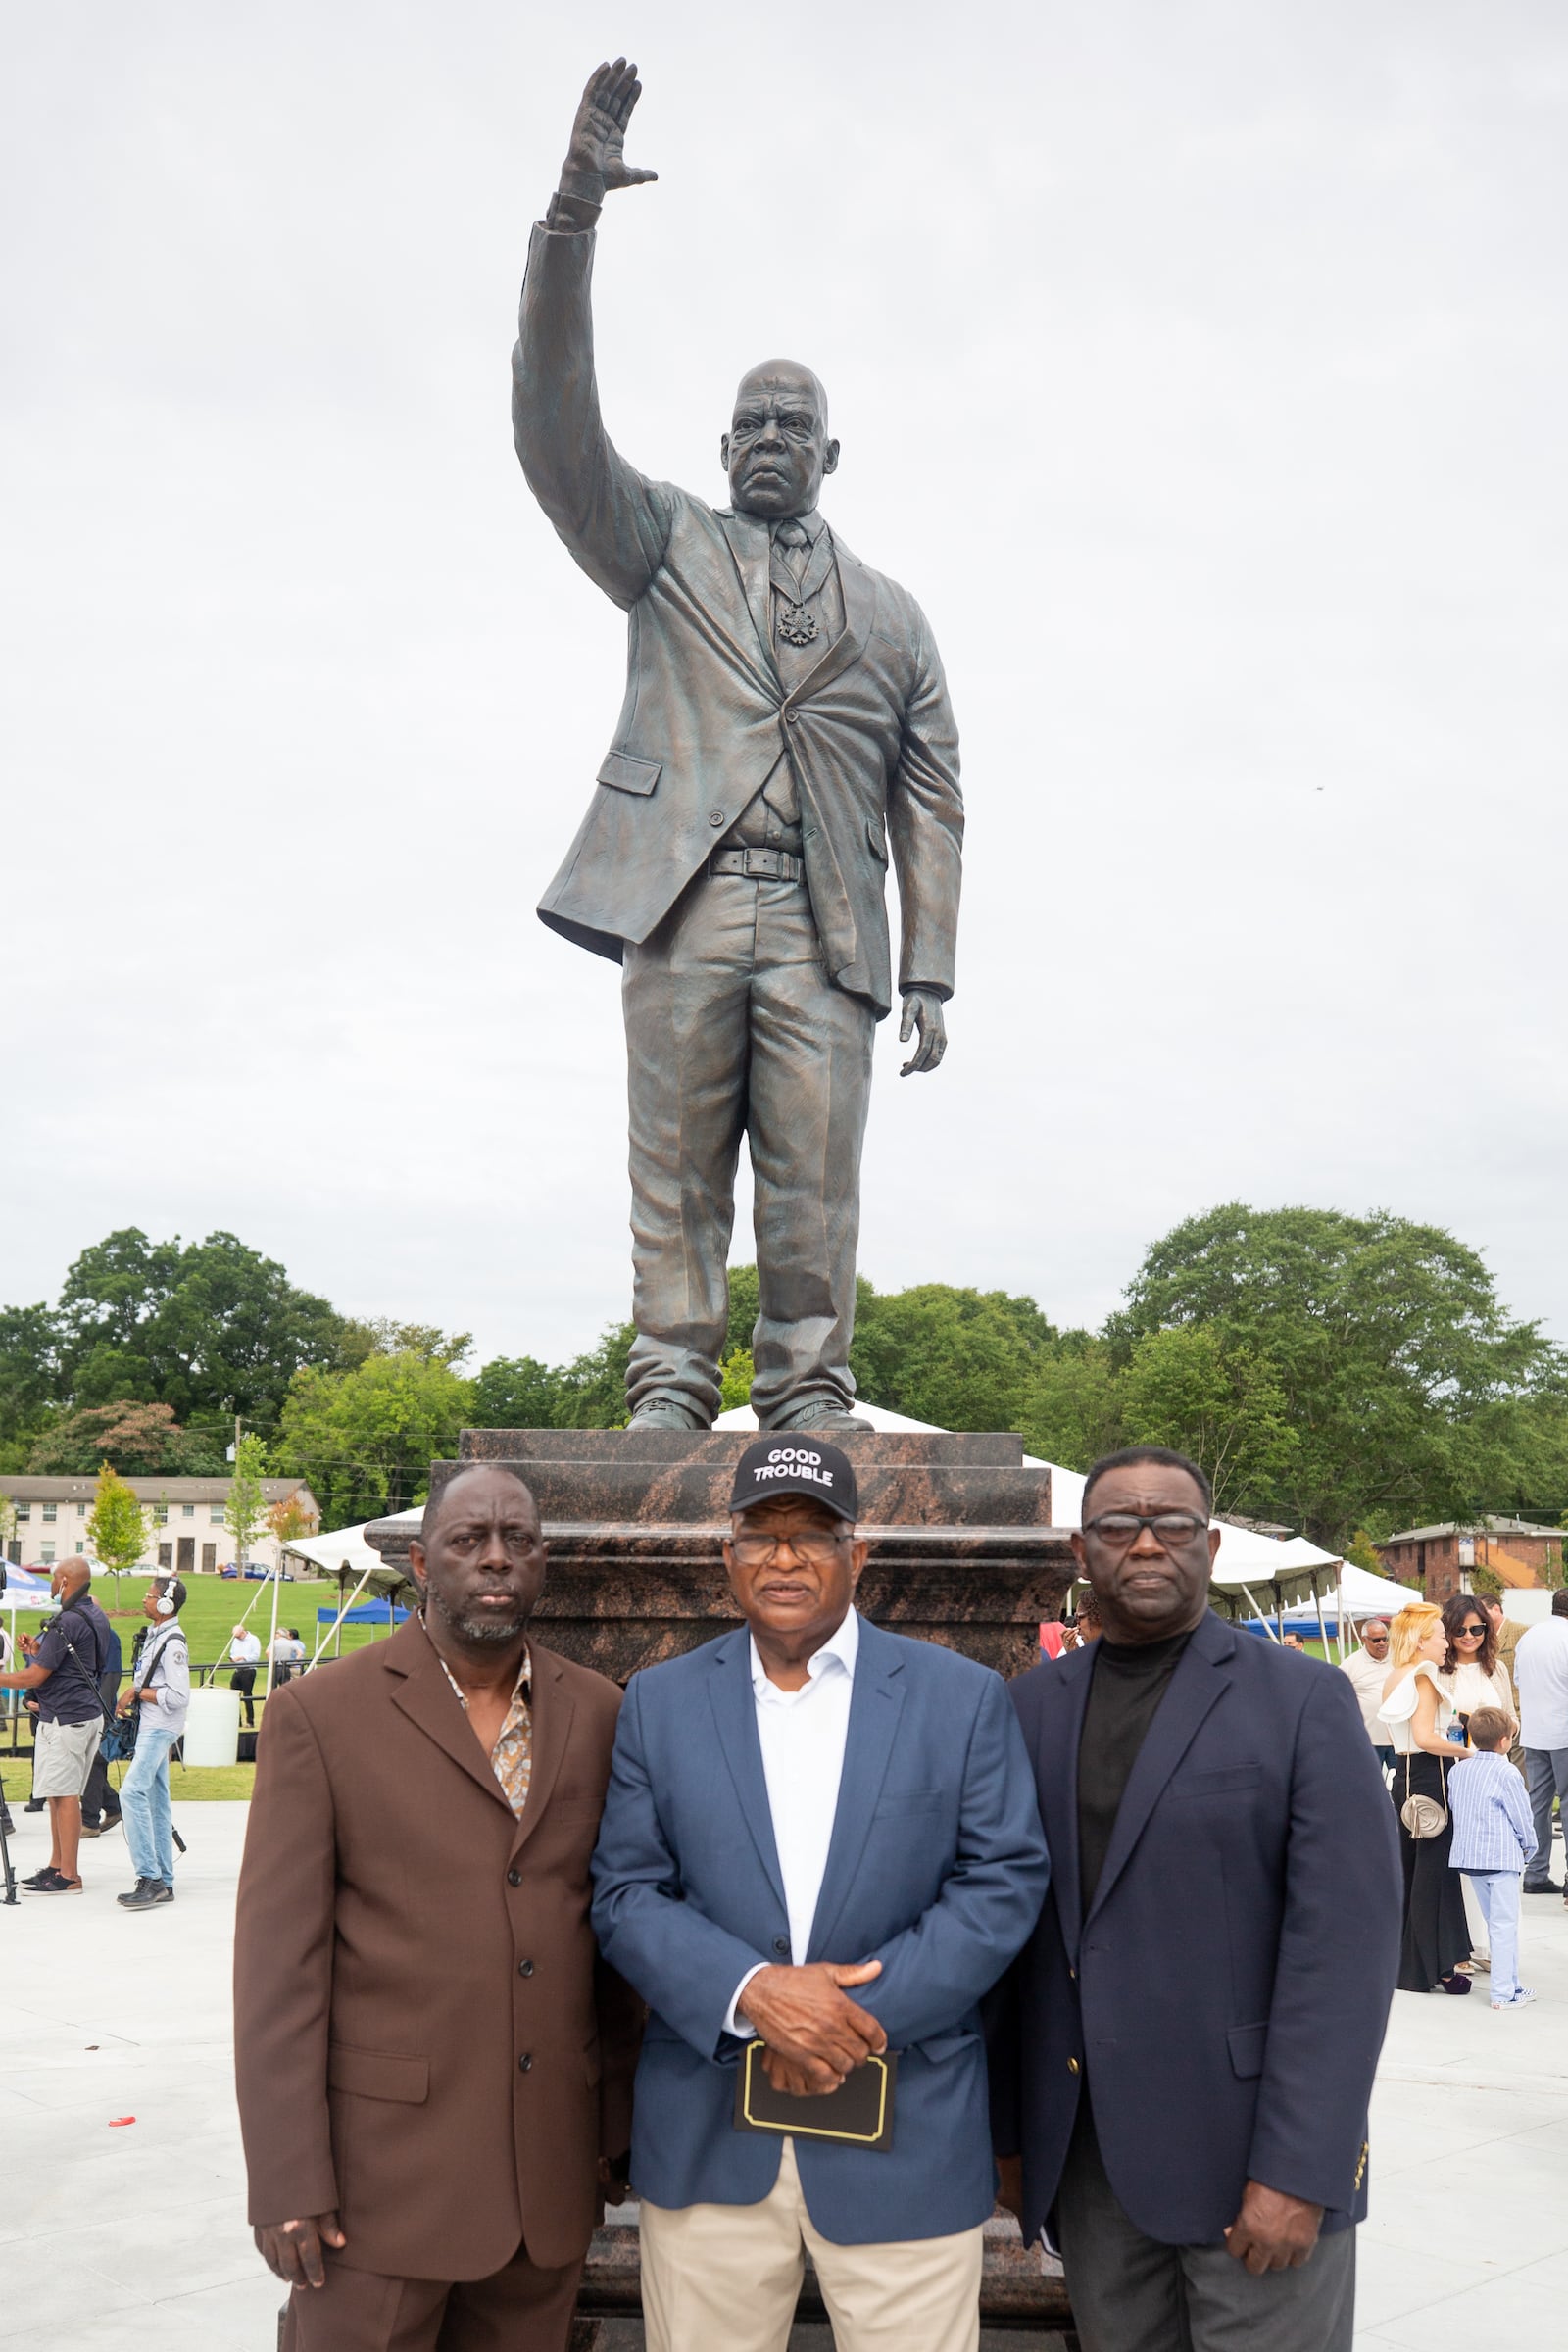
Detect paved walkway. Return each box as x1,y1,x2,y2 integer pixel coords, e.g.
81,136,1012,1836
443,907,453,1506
2,1802,1565,2348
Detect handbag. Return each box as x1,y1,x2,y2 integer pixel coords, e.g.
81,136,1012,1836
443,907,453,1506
1399,1751,1448,1839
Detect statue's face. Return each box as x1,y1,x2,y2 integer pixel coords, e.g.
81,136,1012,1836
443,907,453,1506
722,362,839,518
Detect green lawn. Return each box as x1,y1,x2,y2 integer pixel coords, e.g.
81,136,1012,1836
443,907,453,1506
2,1573,411,1803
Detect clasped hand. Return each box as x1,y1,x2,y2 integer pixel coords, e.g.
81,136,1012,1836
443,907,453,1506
737,1959,886,2096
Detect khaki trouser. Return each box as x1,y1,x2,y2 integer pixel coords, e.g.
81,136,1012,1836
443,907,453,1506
638,2135,983,2352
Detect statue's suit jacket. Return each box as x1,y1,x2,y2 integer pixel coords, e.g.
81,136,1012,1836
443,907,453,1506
512,220,963,1018
988,1610,1402,2250
233,1617,642,2281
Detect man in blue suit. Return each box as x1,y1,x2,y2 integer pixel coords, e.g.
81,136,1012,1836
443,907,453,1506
591,1438,1049,2352
989,1447,1401,2352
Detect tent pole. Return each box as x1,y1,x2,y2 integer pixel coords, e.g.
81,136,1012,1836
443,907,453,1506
1312,1573,1331,1660
1241,1585,1281,1641
310,1561,376,1668
264,1549,284,1701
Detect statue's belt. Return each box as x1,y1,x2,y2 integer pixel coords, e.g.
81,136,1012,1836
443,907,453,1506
709,845,806,884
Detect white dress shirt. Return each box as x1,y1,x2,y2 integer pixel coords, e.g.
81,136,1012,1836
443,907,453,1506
1515,1616,1568,1750
726,1606,860,2036
1339,1649,1393,1742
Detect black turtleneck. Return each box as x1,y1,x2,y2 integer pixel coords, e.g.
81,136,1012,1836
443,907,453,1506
1077,1629,1194,1917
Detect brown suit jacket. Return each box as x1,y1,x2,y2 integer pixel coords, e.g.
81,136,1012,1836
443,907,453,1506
233,1616,640,2279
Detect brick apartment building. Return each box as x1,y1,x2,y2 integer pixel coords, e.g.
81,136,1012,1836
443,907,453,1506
1377,1516,1564,1602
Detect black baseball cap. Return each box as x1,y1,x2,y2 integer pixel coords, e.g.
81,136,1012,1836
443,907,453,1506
730,1437,858,1523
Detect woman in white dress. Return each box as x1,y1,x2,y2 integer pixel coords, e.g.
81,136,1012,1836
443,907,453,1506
1440,1594,1517,1739
1381,1601,1472,1994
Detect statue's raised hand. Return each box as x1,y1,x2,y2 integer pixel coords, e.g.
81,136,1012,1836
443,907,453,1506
561,59,658,207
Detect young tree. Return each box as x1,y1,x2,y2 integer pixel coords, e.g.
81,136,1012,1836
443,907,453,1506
86,1462,152,1610
264,1491,315,1553
225,1432,270,1574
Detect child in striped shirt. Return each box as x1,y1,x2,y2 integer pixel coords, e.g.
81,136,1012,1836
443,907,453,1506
1448,1705,1539,2010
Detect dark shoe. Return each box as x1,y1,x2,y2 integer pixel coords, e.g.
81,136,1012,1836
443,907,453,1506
20,1866,60,1890
1439,1972,1473,1995
27,1871,82,1893
24,1798,44,1814
627,1402,708,1431
1523,1879,1563,1894
117,1878,172,1911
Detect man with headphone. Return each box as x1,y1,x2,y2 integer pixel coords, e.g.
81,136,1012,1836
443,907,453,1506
116,1576,190,1912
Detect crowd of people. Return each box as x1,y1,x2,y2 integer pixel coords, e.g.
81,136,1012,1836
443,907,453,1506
1336,1588,1568,2008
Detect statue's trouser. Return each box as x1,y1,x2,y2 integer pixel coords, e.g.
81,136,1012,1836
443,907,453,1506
622,871,875,1426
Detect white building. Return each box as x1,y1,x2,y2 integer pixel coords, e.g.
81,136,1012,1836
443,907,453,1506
0,1474,320,1578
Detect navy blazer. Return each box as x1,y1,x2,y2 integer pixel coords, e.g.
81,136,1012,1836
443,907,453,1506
989,1611,1401,2249
590,1617,1050,2245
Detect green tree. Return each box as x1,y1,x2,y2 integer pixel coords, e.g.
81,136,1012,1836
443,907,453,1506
277,1350,478,1524
225,1431,270,1570
470,1356,564,1428
851,1280,1057,1430
1015,1332,1125,1469
86,1461,151,1607
719,1348,755,1412
1116,1324,1298,1518
0,1301,62,1467
28,1398,218,1476
56,1227,345,1437
1116,1203,1565,1545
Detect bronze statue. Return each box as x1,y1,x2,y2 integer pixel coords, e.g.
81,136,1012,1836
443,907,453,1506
513,61,963,1434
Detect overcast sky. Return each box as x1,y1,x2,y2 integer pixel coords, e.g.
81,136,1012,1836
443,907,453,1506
4,3,1565,1368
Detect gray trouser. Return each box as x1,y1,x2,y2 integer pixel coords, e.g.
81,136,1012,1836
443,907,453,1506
1524,1746,1568,1884
1054,2103,1355,2352
622,872,875,1426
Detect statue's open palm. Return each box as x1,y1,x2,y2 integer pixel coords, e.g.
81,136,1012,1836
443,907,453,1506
564,58,658,200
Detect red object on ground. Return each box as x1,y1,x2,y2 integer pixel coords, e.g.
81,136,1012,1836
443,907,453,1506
108,2116,136,2128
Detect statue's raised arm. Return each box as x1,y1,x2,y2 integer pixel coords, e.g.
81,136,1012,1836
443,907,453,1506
511,57,668,608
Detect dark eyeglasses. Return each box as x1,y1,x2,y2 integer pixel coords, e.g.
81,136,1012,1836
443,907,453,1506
1081,1511,1209,1550
1454,1623,1487,1639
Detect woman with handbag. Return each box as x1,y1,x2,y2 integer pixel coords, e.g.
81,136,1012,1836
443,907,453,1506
1381,1601,1472,1995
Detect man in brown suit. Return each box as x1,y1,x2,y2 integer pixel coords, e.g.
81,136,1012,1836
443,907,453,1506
234,1464,639,2350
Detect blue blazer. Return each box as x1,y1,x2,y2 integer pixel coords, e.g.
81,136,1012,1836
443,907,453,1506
989,1610,1401,2249
590,1617,1050,2244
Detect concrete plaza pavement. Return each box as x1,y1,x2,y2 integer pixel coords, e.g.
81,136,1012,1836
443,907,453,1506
1,1801,1566,2349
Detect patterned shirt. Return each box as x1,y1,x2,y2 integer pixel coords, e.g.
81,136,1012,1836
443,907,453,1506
435,1641,534,1818
1447,1750,1537,1875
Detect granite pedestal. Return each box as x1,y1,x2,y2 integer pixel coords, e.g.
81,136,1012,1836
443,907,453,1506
365,1426,1076,1683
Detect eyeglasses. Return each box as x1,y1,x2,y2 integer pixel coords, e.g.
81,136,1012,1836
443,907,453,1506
1081,1511,1209,1550
731,1529,849,1568
1454,1623,1487,1639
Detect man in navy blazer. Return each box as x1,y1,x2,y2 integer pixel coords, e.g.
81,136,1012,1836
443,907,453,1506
591,1438,1049,2352
990,1447,1401,2352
